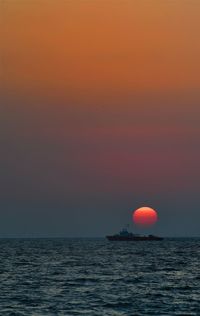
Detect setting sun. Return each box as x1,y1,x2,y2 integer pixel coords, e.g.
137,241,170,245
133,207,158,227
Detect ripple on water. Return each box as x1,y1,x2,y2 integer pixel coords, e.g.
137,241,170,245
0,238,200,315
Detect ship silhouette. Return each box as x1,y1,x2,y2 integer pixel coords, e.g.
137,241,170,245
106,227,163,241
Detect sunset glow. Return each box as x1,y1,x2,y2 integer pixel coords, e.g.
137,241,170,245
1,0,200,237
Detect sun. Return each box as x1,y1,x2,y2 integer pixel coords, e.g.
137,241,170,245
133,206,158,227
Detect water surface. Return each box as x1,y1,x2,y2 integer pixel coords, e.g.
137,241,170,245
0,238,199,315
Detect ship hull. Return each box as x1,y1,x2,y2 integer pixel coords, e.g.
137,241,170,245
106,235,163,241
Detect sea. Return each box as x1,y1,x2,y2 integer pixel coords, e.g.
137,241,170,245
0,238,199,315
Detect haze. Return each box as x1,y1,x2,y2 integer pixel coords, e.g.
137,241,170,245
0,0,200,237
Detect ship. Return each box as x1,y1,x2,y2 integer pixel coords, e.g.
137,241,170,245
106,228,163,241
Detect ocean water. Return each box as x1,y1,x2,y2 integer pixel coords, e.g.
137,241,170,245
0,238,199,315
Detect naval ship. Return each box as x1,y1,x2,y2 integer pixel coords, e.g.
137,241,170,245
106,227,163,241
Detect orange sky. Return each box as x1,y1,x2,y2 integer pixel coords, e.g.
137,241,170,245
2,0,200,99
1,1,200,236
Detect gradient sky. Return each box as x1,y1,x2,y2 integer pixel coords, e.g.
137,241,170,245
1,0,200,237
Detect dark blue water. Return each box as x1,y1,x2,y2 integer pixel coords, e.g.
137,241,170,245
0,238,199,315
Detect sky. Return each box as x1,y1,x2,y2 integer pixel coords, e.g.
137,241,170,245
0,0,200,237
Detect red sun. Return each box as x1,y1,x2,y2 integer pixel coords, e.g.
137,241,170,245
133,207,158,227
